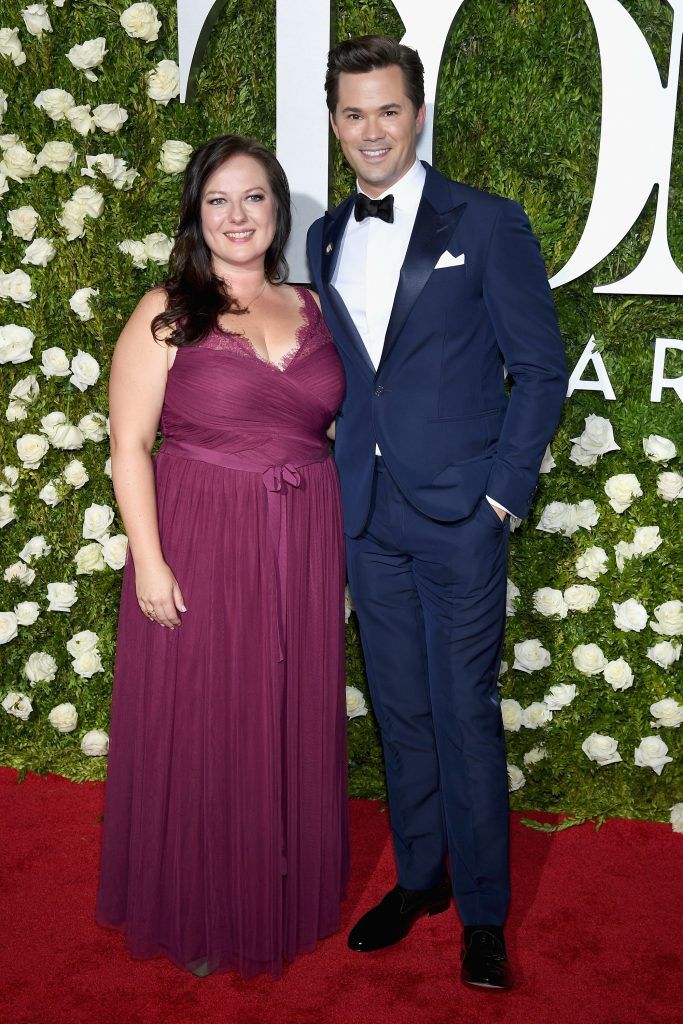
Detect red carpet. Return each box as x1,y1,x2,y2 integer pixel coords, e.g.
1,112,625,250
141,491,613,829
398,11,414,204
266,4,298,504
1,767,680,1024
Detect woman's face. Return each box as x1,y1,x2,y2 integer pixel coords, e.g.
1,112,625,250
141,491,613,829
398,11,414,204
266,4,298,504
200,154,277,277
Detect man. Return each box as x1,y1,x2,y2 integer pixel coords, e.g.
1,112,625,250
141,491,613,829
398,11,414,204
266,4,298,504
306,36,567,990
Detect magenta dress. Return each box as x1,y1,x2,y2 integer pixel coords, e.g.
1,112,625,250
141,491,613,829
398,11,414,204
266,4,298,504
96,286,349,979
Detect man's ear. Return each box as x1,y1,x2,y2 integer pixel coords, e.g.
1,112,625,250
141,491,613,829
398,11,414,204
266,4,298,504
330,110,341,140
416,102,426,136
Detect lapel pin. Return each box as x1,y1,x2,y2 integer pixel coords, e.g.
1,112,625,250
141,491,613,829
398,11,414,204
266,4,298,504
325,242,334,254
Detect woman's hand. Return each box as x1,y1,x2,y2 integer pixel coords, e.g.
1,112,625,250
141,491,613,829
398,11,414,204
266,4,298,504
135,560,186,628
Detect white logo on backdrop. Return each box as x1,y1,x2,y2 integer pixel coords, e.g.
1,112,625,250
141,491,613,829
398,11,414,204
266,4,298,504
177,0,683,292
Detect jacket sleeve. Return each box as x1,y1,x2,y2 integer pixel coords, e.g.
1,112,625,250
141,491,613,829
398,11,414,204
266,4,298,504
305,219,322,292
482,200,568,519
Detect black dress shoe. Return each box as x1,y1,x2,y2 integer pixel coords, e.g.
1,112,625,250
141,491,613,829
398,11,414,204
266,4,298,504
348,878,451,952
460,925,513,990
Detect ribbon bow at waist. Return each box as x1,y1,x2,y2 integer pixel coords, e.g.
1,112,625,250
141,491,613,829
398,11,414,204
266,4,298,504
159,439,328,662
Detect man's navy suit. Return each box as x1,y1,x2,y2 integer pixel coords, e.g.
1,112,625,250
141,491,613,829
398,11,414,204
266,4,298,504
307,162,567,925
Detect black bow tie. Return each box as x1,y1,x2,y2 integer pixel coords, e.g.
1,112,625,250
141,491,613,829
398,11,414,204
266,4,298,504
354,192,395,224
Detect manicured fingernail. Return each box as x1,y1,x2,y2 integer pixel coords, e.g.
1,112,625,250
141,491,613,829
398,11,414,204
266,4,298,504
180,605,187,612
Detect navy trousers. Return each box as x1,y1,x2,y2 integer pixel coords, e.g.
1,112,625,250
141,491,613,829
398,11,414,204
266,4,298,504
346,459,511,925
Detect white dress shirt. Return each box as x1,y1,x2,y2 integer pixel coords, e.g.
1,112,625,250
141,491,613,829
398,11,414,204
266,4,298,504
331,160,509,516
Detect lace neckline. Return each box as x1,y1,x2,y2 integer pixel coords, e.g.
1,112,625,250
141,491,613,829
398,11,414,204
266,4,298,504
212,285,316,373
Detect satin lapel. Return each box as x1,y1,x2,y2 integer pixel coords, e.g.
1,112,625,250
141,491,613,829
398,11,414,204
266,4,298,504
378,198,467,373
320,196,376,380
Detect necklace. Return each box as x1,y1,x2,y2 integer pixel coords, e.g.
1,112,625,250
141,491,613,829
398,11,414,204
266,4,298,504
237,278,268,313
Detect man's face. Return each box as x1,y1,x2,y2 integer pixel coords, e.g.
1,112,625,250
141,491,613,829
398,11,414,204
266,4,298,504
331,65,426,198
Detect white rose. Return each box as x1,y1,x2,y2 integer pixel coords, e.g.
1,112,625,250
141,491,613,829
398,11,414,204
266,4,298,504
48,702,78,733
67,37,107,81
2,691,32,719
506,578,520,617
65,105,94,136
498,660,508,680
574,499,599,531
522,701,552,730
1,465,20,491
16,433,49,469
632,526,662,557
613,598,648,633
82,154,136,190
66,630,99,657
24,650,57,683
21,5,52,36
582,733,621,766
670,804,683,834
147,59,180,104
650,698,683,729
544,683,577,710
523,745,547,767
575,546,608,581
0,28,26,66
564,584,599,613
0,493,17,527
120,3,160,42
78,413,107,442
63,459,88,488
603,658,634,691
4,561,36,587
0,324,34,364
634,736,672,775
0,133,19,149
36,140,76,172
536,501,573,535
40,346,70,378
657,471,683,502
569,443,598,468
0,143,36,180
643,434,676,463
650,600,683,637
0,269,36,305
0,89,6,122
92,103,128,133
70,350,100,391
81,728,109,755
101,533,128,570
70,185,104,219
507,764,525,791
73,649,104,677
83,502,114,540
69,287,99,322
500,698,522,732
532,587,568,618
21,237,56,267
143,232,173,264
41,412,84,449
513,638,551,674
604,473,642,513
38,480,62,506
539,444,555,474
572,643,607,675
34,88,74,121
19,534,50,562
0,610,18,643
647,641,681,669
118,238,148,267
572,414,620,456
344,584,354,623
4,402,24,423
346,685,367,719
74,542,105,574
614,540,635,573
15,601,39,625
46,581,77,611
8,205,40,241
57,200,85,240
104,456,112,478
159,139,193,174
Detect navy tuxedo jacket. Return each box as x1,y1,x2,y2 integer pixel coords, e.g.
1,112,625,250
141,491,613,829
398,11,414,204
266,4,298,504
306,162,568,537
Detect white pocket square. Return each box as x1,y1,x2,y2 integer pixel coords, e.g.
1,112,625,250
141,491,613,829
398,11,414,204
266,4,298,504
434,250,465,270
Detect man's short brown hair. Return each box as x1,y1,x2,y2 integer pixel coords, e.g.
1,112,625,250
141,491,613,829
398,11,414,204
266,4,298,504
325,35,425,115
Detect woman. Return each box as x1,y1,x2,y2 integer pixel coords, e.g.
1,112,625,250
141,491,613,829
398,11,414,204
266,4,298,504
96,135,349,978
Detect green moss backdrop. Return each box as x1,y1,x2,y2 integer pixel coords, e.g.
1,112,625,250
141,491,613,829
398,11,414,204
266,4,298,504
0,0,681,822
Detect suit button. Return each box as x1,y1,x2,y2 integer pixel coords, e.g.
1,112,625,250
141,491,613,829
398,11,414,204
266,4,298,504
374,386,384,396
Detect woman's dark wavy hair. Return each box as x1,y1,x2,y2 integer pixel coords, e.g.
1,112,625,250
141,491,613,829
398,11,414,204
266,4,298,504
152,135,291,348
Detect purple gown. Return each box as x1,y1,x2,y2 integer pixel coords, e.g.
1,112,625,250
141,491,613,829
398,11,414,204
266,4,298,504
96,286,350,978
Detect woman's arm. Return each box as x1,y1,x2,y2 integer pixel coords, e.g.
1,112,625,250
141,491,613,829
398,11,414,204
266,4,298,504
109,289,185,628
